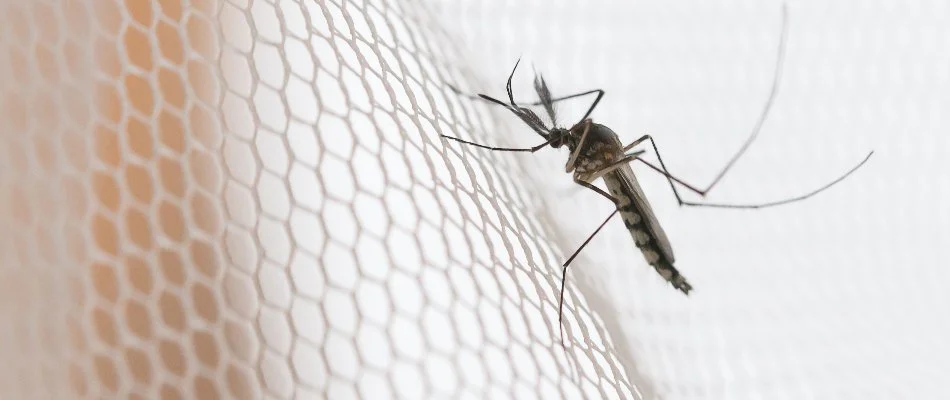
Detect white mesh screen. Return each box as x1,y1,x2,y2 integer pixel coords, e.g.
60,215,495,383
2,0,950,399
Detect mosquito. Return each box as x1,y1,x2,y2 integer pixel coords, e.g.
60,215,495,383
440,5,873,341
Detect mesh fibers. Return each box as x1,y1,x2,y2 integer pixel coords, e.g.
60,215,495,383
3,0,950,399
0,0,635,398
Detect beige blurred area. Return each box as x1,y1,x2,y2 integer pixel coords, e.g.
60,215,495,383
0,0,256,398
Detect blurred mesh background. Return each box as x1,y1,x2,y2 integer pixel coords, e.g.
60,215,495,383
1,0,949,399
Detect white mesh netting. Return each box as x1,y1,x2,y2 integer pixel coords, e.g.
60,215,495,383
3,0,950,399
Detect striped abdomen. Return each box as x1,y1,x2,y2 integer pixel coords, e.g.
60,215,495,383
603,166,693,294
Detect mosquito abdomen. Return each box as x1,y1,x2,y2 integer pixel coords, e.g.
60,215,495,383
618,204,693,294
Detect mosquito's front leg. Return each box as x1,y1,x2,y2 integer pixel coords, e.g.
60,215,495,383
439,134,560,153
448,83,604,113
574,149,647,183
565,119,593,173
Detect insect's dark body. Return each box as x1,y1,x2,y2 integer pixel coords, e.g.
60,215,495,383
562,122,693,294
556,122,621,173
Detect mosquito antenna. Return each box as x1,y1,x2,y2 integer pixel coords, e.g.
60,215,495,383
506,58,522,107
701,4,789,195
476,93,516,111
469,91,551,139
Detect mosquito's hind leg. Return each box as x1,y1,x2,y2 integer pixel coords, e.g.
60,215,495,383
638,151,874,209
626,132,874,209
616,6,872,210
689,5,790,195
597,5,789,205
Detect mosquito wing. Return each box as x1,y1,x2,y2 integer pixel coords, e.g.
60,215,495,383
607,164,676,263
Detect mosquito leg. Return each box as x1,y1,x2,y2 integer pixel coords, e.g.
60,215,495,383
573,178,618,205
574,150,648,183
641,151,874,209
528,89,603,108
558,207,619,345
565,120,593,173
621,134,704,205
622,130,874,209
557,5,787,193
700,5,790,194
533,88,604,121
620,123,875,209
447,84,605,121
580,6,787,203
446,83,489,102
619,6,790,201
449,56,605,130
552,177,624,345
439,134,560,153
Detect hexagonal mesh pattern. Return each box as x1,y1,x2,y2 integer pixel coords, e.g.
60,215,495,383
0,0,638,398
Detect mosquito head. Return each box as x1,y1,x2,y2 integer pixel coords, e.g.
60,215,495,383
547,127,572,149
